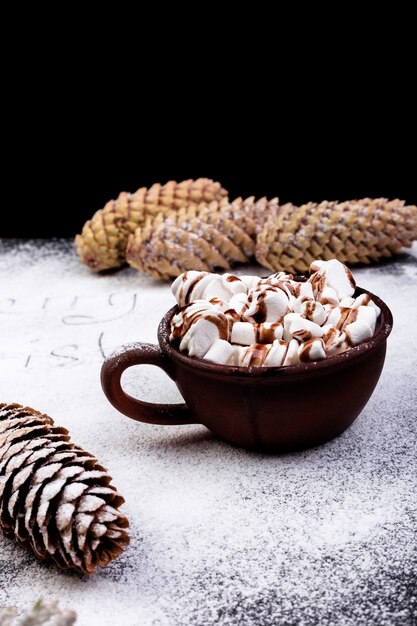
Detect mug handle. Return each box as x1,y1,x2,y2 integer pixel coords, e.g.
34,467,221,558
100,343,197,425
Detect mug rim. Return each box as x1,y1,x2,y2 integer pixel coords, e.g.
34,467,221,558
158,286,393,379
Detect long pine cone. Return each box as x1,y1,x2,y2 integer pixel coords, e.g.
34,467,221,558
126,196,279,280
75,178,228,272
256,198,417,274
0,403,129,575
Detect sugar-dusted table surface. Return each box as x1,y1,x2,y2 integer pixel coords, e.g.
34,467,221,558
0,240,416,626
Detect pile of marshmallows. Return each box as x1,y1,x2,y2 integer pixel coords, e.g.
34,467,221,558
170,259,381,367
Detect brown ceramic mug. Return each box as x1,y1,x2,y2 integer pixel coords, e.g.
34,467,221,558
101,287,392,451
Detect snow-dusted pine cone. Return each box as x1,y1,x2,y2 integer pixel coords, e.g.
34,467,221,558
125,196,279,280
223,196,279,238
75,179,228,272
0,600,77,626
256,198,417,274
0,403,129,575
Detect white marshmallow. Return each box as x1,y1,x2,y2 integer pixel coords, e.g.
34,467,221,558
283,339,300,366
299,300,327,326
227,292,248,316
170,300,225,339
231,322,257,346
326,307,342,327
180,316,229,358
318,286,340,307
222,274,248,292
170,300,219,339
326,306,351,329
289,282,315,312
283,313,304,342
355,305,378,334
342,305,378,335
298,338,327,362
321,323,335,334
171,271,209,306
237,344,270,367
256,279,299,304
289,318,324,342
352,293,381,318
309,260,326,274
345,320,373,346
290,297,303,313
231,321,284,345
311,259,356,300
207,297,229,312
260,272,288,286
351,293,370,308
370,299,381,319
297,281,315,301
203,340,235,365
277,280,298,300
325,259,356,299
232,345,248,366
339,297,355,307
322,327,349,356
191,273,247,302
185,274,216,301
244,289,289,323
258,322,284,342
171,272,184,300
263,340,288,367
239,275,261,291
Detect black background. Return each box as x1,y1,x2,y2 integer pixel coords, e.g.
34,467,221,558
4,18,415,239
6,126,415,239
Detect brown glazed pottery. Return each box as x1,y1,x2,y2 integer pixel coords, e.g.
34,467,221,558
101,287,393,451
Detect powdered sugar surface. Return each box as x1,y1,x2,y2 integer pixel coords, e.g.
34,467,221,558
0,240,416,626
